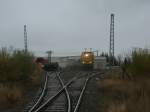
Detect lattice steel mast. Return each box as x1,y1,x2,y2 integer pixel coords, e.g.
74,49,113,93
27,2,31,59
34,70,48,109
109,14,115,65
24,25,28,53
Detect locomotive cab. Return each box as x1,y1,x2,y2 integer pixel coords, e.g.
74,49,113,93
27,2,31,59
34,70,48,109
80,51,94,65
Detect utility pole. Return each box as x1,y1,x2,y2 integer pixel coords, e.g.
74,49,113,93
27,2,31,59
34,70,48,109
46,51,52,64
109,13,115,66
24,25,28,53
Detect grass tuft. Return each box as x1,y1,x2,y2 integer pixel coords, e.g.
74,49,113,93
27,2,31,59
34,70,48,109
0,85,22,105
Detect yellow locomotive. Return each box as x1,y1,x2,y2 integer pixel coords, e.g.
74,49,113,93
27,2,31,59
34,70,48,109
80,51,94,65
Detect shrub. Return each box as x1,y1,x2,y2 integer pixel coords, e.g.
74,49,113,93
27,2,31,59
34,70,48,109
0,47,43,107
129,50,150,76
121,50,150,79
0,48,36,84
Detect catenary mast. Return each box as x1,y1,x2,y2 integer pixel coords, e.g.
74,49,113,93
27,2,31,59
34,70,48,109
24,25,28,53
109,14,115,65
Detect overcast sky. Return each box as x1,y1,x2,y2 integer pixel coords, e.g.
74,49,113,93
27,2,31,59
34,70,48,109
0,0,150,56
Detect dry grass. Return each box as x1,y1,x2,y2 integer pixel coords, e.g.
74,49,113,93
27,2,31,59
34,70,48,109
0,85,23,106
107,103,126,112
98,71,150,112
29,64,43,86
97,50,150,112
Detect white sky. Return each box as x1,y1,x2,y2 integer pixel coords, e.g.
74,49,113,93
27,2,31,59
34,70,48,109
0,0,150,56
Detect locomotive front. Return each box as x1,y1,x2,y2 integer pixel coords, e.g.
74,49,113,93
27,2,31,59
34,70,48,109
80,51,94,64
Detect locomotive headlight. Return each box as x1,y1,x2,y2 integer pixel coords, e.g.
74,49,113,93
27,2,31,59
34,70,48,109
85,54,89,57
82,61,85,64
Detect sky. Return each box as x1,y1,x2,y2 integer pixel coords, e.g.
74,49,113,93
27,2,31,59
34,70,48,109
0,0,150,56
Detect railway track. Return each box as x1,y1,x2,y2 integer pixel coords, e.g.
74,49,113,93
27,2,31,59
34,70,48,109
24,70,102,112
60,71,101,112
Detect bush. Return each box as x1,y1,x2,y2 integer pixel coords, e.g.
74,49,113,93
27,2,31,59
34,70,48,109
0,48,36,84
121,50,150,79
0,47,43,107
129,50,150,76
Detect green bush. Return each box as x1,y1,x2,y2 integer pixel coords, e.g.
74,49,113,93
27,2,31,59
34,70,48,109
0,47,43,108
0,48,36,84
130,51,150,75
123,50,150,78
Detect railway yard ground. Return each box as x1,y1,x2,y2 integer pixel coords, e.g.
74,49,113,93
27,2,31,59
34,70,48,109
59,69,104,112
1,67,150,112
22,68,105,112
78,71,104,112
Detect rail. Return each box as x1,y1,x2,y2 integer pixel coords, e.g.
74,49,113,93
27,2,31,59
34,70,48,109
73,72,101,112
28,72,48,112
57,72,71,112
27,71,102,112
34,76,76,112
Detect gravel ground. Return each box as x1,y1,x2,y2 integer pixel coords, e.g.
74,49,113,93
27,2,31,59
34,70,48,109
79,73,104,112
60,68,104,112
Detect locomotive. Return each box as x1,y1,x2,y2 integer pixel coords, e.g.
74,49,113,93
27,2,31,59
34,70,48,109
80,50,94,69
